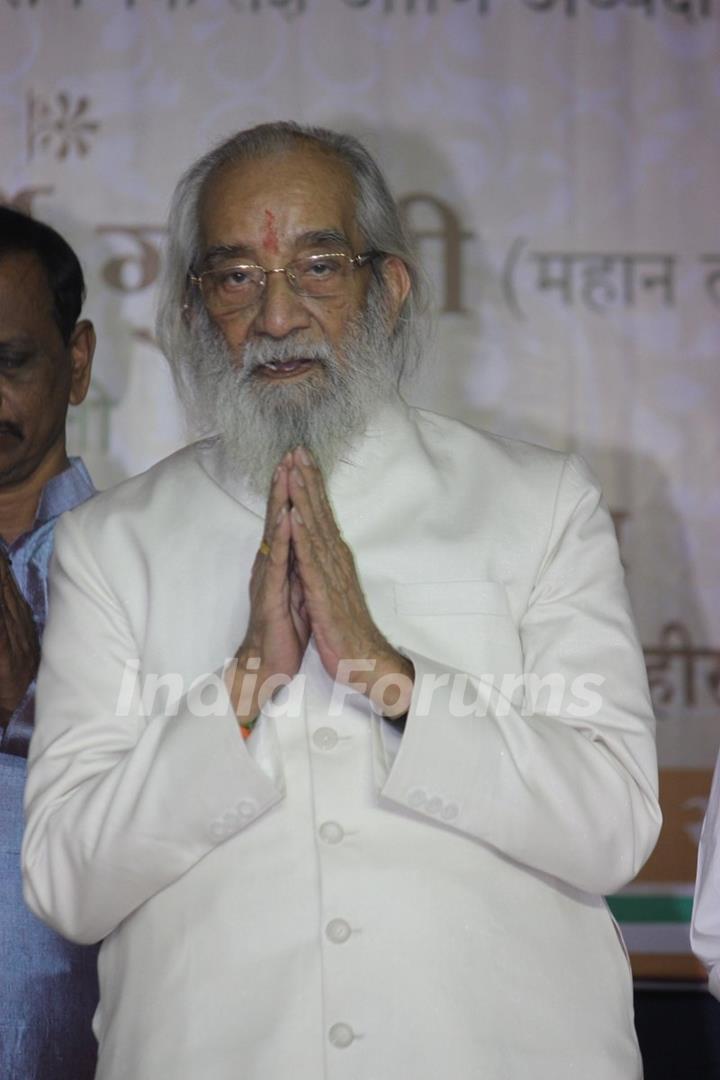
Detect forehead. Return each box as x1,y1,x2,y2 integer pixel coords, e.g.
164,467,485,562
0,251,55,336
197,145,361,257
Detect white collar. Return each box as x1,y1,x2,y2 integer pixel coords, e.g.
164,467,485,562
193,394,418,527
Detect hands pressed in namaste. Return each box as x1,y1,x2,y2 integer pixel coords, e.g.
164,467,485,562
227,447,413,730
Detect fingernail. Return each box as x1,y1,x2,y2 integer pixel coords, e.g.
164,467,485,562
292,467,305,487
292,506,304,525
274,465,282,482
276,505,286,523
299,447,311,466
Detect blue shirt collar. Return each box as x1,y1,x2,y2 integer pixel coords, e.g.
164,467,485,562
34,457,95,527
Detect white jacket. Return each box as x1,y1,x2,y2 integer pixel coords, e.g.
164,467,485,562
691,746,720,999
23,400,660,1080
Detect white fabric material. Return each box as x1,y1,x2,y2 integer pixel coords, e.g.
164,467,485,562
23,399,660,1080
691,748,720,1000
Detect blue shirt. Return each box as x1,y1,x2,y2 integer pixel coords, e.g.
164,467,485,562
0,458,99,1079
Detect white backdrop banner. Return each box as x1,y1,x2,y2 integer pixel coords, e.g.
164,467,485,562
1,0,719,977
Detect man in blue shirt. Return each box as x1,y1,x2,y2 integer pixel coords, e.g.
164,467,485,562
0,206,99,1078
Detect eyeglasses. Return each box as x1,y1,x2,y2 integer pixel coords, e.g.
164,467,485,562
189,250,381,316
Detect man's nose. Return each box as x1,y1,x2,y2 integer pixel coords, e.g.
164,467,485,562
250,270,312,338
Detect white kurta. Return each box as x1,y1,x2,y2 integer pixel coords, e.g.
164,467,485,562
23,399,660,1080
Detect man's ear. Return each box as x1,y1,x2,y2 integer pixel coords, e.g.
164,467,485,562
67,319,96,407
182,277,199,328
182,297,197,330
380,256,412,329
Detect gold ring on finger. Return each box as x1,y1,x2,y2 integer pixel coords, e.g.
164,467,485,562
259,540,271,557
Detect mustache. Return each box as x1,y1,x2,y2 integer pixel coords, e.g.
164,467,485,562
0,421,22,440
240,334,334,377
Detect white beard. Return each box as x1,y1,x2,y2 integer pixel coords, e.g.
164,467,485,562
183,283,402,495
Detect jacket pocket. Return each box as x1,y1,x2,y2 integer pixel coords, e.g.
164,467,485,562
392,580,521,679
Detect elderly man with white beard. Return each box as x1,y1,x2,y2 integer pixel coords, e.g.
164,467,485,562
22,122,660,1080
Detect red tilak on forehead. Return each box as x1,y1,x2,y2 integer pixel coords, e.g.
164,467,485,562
263,209,279,255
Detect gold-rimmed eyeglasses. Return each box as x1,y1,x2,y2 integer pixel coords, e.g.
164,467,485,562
188,250,381,316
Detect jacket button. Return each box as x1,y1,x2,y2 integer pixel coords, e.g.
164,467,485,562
407,787,427,810
209,821,226,841
328,1022,355,1048
237,799,257,820
326,918,352,944
426,796,443,815
221,809,240,829
312,727,339,750
318,821,344,844
441,802,459,821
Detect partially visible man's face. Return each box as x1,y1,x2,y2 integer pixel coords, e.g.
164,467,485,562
0,251,90,488
186,143,410,493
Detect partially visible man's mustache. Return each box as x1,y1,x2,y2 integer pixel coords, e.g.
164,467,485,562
0,421,22,440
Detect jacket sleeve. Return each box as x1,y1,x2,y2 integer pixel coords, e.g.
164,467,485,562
691,750,720,999
22,512,284,944
379,454,661,896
